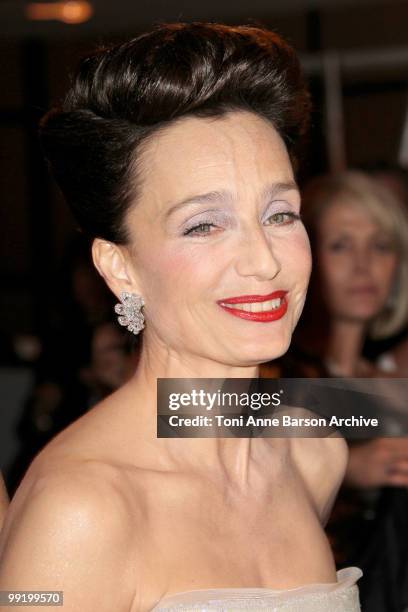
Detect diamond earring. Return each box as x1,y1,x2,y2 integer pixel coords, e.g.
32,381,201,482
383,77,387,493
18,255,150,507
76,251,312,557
114,291,145,335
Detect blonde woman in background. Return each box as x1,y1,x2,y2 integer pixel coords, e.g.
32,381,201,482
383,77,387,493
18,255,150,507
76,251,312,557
282,169,408,485
293,170,408,379
267,170,408,611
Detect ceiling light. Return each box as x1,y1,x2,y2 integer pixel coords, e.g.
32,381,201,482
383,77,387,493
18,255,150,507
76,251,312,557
25,1,93,24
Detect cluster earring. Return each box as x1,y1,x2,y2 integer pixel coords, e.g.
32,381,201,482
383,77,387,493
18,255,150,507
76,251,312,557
114,291,145,335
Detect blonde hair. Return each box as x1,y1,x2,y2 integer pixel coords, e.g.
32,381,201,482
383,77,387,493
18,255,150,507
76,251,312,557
301,170,408,339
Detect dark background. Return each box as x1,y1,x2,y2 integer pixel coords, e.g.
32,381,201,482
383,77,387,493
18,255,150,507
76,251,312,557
2,0,408,340
1,0,408,484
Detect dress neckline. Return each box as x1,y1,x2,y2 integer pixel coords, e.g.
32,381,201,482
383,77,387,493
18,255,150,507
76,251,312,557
154,566,362,607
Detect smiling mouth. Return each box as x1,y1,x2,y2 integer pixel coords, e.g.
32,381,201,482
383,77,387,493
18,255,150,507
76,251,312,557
219,297,283,313
217,291,288,322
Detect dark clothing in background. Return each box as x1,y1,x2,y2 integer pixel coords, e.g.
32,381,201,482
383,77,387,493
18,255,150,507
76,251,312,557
356,488,408,612
6,305,94,494
262,348,408,612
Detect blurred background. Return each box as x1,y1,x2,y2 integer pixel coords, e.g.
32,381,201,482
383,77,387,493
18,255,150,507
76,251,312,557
2,0,408,482
2,0,408,493
2,2,408,608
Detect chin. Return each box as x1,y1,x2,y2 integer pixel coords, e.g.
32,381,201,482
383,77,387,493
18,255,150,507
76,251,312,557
348,305,382,319
335,309,380,325
334,298,385,321
239,335,291,365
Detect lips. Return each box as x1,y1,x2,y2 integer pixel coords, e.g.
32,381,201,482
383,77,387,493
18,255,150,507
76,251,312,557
216,290,288,322
347,286,378,295
217,290,288,304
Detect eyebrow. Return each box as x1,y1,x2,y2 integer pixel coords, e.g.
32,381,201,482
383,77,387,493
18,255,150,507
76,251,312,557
164,181,299,219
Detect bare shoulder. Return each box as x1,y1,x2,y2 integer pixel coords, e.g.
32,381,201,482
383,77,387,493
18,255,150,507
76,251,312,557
291,435,348,478
0,455,140,611
290,435,348,523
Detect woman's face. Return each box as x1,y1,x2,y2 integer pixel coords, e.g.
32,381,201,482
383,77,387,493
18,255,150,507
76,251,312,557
316,199,398,324
125,110,311,365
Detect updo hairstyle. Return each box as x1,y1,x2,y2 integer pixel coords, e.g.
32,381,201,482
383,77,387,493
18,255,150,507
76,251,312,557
40,22,311,244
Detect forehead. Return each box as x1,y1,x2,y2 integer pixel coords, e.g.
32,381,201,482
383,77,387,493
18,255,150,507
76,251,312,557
318,199,384,234
136,110,294,212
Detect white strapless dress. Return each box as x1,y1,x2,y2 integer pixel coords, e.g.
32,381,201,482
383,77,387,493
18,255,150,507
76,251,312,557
151,567,362,611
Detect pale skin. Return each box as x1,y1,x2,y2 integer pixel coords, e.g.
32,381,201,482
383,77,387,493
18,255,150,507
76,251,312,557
0,111,347,611
315,200,408,488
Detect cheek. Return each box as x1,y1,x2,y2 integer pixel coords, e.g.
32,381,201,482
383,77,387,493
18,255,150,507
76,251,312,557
374,256,398,290
372,258,399,306
140,245,221,317
284,229,312,282
317,251,348,294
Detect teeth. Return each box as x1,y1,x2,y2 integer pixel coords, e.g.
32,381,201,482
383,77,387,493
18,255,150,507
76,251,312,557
222,298,283,312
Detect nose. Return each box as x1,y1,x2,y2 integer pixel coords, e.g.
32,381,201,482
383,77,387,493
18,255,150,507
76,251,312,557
353,245,372,274
234,225,281,281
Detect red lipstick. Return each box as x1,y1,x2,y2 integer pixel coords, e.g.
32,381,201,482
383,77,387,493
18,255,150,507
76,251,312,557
216,290,288,322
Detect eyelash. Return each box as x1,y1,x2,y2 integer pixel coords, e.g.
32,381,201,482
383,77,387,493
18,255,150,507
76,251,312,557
183,212,300,237
183,222,217,236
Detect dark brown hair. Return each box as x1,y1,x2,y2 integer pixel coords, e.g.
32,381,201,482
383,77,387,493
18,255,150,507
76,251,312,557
40,22,311,243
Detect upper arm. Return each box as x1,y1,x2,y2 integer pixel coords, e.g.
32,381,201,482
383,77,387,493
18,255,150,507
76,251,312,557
0,468,136,611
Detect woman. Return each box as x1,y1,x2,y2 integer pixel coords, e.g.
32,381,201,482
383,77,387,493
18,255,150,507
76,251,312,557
0,23,361,610
270,170,408,611
278,170,408,488
285,171,408,379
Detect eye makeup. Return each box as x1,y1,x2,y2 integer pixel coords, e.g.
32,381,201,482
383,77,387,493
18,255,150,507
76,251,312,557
180,199,301,237
181,209,232,236
261,198,299,220
264,211,300,226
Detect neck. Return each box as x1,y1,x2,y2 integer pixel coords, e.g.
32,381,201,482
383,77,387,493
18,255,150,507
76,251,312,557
123,335,284,489
326,319,366,377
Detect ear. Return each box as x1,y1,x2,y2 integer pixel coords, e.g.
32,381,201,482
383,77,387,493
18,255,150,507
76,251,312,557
91,239,140,300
